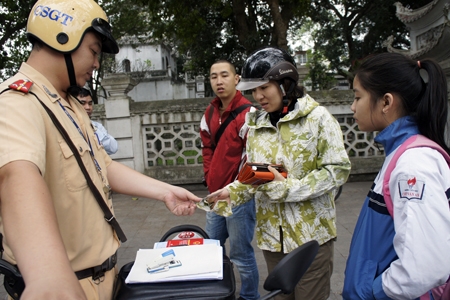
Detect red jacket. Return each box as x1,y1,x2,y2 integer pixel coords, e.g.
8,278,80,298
200,91,253,193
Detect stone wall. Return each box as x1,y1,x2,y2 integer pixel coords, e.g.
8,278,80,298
95,74,385,185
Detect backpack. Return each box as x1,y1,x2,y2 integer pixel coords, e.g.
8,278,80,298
205,103,253,150
202,103,252,187
383,134,450,300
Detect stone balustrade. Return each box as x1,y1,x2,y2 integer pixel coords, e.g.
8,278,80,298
94,75,386,185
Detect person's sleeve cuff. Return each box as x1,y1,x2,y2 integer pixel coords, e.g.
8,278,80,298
372,275,390,300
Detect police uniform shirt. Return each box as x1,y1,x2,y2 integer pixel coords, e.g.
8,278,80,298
0,62,119,272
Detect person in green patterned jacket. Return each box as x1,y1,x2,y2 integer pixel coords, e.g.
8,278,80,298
203,47,351,300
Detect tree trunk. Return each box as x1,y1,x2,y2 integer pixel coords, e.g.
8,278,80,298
232,0,259,53
266,0,293,50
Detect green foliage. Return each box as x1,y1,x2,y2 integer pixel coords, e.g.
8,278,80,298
115,0,310,76
131,0,242,76
306,50,334,90
0,0,34,81
0,0,433,90
101,0,152,41
307,0,432,87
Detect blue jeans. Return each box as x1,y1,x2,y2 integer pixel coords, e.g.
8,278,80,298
206,198,259,300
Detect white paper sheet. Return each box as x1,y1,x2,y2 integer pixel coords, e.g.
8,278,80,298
125,244,223,283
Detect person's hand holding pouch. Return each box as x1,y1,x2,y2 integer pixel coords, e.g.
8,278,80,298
268,165,287,182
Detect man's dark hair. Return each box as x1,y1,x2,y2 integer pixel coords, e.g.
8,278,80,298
78,88,92,98
70,87,92,98
211,59,236,75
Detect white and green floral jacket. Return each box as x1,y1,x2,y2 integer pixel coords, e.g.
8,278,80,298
221,94,351,253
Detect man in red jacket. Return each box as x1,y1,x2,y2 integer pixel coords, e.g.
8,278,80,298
200,60,259,300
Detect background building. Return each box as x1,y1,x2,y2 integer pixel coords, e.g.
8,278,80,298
384,0,450,81
104,36,205,103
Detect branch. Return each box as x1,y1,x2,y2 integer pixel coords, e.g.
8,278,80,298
0,20,27,47
265,0,294,50
348,2,377,30
319,0,343,19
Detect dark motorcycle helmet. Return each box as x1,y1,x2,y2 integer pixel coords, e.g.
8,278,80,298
236,47,299,91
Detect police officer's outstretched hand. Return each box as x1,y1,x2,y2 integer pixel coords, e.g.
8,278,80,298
163,186,200,216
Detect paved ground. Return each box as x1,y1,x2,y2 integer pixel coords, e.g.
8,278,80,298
0,181,371,299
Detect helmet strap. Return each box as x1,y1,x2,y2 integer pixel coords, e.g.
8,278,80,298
282,98,289,114
286,79,296,96
279,83,289,114
64,53,80,97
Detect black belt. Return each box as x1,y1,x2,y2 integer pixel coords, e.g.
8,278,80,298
75,252,117,281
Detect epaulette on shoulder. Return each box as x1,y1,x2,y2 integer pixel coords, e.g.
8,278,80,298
8,79,33,94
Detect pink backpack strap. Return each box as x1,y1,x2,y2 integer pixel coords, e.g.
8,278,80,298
383,135,450,217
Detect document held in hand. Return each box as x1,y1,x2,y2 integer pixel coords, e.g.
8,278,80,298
237,162,287,185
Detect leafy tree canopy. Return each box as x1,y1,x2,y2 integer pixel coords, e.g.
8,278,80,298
306,0,432,89
0,0,33,80
0,0,435,91
0,0,309,82
122,0,310,76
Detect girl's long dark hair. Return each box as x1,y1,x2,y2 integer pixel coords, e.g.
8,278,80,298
356,52,450,154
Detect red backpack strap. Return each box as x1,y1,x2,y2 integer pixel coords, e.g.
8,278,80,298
383,135,450,217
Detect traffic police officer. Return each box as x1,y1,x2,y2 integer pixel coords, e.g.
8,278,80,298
0,1,199,299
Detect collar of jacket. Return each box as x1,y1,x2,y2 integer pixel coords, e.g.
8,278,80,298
211,90,245,111
374,116,420,155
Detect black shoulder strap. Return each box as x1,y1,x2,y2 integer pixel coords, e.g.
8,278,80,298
32,92,127,243
0,233,3,258
214,103,252,146
0,88,127,243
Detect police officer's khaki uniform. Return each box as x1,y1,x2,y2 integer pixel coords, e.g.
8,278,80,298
0,63,120,299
